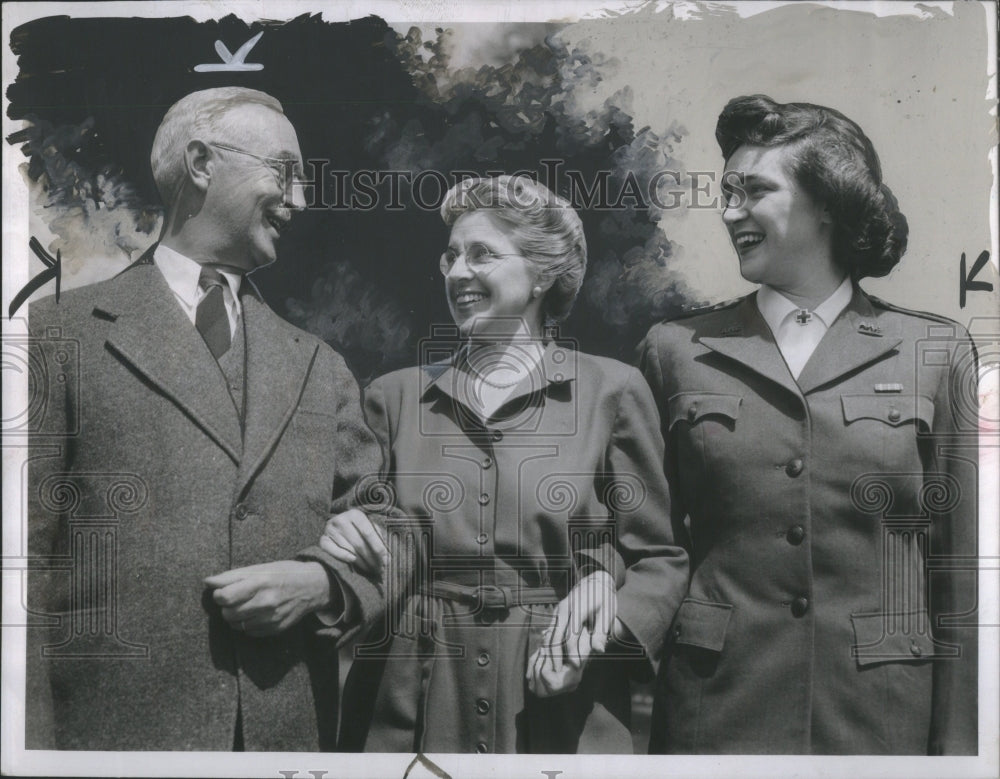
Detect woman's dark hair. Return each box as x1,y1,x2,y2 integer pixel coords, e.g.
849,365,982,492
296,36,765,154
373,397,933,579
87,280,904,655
716,94,908,279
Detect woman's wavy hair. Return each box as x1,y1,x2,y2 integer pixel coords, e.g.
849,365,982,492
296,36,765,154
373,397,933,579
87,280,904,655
440,175,587,324
716,94,908,279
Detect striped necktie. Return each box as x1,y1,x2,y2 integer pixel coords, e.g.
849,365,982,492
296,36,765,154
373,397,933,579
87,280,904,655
195,266,231,359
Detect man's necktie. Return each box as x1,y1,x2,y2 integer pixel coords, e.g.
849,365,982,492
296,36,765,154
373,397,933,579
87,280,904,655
195,266,231,359
782,309,825,379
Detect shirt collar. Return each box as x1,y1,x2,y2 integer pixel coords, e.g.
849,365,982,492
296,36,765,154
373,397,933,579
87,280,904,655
421,339,575,403
153,244,243,307
812,274,854,328
756,275,853,334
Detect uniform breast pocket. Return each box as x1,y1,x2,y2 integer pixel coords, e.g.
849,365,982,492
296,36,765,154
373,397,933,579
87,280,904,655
667,392,742,475
841,394,934,471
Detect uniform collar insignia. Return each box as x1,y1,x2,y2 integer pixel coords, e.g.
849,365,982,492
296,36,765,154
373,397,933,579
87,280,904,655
857,321,882,335
720,325,742,336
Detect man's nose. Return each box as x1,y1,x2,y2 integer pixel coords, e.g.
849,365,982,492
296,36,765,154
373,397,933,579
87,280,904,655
286,179,307,211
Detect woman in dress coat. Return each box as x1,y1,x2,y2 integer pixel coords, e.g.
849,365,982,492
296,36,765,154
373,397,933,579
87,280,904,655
641,95,979,754
323,175,689,753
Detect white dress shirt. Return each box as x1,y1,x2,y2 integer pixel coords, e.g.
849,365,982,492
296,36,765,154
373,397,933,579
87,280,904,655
153,245,242,338
756,275,853,379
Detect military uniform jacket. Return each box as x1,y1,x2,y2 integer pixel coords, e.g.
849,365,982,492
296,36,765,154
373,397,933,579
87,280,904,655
639,287,978,755
339,342,689,754
26,260,384,751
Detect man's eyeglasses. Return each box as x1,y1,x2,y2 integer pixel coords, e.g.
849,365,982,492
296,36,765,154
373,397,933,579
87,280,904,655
439,243,522,276
209,142,301,200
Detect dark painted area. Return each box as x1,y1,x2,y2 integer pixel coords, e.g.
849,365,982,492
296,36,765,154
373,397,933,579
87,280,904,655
7,13,695,383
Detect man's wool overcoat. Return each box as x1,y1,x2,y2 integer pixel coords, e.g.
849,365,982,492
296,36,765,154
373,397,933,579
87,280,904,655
26,261,383,750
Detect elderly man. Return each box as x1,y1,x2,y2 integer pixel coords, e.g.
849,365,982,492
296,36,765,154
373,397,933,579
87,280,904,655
26,87,382,751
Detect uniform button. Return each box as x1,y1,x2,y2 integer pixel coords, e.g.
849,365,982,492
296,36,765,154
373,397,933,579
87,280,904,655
478,493,490,506
476,698,491,715
476,533,489,545
791,597,809,617
234,503,249,520
888,408,901,423
476,742,489,753
910,640,922,657
785,458,804,477
786,525,805,545
687,403,699,421
481,456,493,469
491,430,503,442
673,624,682,639
477,652,490,667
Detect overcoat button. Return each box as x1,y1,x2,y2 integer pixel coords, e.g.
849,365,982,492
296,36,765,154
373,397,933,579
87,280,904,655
687,404,698,421
477,652,490,666
491,430,503,442
786,525,805,545
791,597,809,617
482,456,493,469
785,458,804,477
234,503,249,520
476,698,491,714
888,408,901,423
673,624,682,638
476,533,489,545
478,493,490,506
476,742,489,753
910,640,922,657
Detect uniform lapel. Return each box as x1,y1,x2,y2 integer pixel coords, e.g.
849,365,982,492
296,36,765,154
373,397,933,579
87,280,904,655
698,295,800,398
100,263,243,462
796,289,902,395
235,292,318,498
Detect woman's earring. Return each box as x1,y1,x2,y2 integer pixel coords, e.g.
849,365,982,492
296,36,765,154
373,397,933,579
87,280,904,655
532,286,543,299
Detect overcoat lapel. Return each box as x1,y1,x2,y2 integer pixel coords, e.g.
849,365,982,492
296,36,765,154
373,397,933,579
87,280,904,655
698,295,800,398
796,290,902,394
99,264,243,462
235,292,318,499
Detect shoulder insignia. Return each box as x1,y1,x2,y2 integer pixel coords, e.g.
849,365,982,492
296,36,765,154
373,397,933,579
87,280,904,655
663,295,745,324
865,293,959,327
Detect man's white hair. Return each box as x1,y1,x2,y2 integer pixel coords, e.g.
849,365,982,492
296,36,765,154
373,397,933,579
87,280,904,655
150,87,284,208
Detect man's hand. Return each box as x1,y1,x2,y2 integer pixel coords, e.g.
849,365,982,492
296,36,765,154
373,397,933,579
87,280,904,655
204,560,331,637
319,508,388,579
527,570,619,698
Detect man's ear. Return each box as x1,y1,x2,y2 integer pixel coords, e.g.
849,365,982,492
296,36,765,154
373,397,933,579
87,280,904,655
184,140,212,193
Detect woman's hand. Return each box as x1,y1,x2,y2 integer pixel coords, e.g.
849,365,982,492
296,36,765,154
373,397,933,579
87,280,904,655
319,509,388,579
526,570,619,697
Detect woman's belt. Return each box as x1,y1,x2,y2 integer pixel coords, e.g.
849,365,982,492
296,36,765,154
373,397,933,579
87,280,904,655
419,580,560,609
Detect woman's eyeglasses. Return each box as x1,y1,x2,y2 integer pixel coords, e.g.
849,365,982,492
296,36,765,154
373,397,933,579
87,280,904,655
439,243,522,276
209,142,301,201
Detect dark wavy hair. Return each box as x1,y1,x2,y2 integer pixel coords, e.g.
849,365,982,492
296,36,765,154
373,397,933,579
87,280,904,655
716,94,908,279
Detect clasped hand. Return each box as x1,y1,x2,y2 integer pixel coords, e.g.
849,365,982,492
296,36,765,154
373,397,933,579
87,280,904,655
204,560,331,637
319,508,388,578
526,570,620,698
318,510,620,698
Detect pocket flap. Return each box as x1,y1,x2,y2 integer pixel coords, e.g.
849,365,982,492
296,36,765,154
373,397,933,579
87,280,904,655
667,393,742,430
850,612,937,666
841,395,934,430
671,598,733,652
